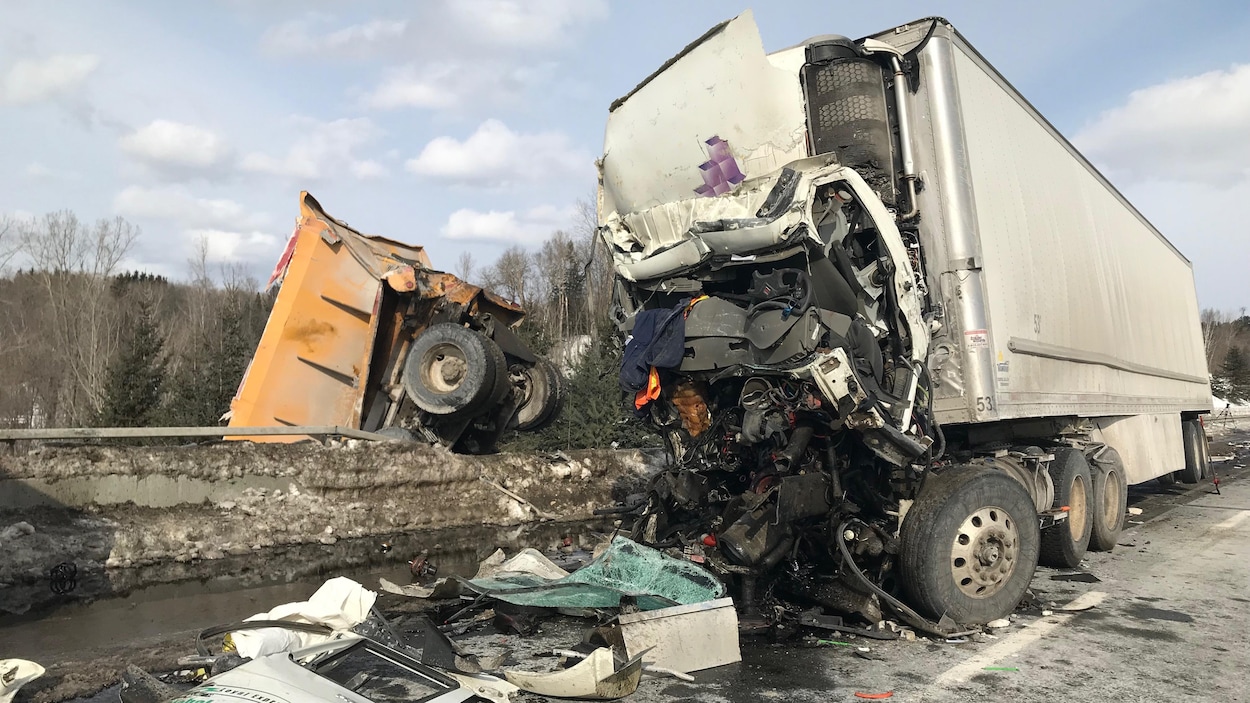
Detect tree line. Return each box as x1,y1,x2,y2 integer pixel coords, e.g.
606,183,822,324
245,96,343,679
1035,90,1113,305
1204,308,1250,404
0,207,655,450
0,212,272,430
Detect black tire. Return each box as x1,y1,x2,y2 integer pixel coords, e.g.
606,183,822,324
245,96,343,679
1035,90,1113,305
513,358,567,432
900,465,1041,624
1156,471,1177,487
1199,423,1212,479
1039,447,1093,568
1179,420,1206,484
1088,447,1127,552
403,323,506,416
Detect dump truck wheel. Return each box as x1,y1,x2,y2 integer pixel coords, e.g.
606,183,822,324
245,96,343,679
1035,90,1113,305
1088,447,1127,552
900,465,1040,624
513,358,566,432
1156,471,1177,487
1039,448,1093,568
1179,420,1207,484
404,323,506,416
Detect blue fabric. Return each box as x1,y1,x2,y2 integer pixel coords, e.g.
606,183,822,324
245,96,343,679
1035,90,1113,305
619,302,689,393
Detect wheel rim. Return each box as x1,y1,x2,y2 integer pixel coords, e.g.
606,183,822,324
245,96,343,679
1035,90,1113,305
1100,470,1121,532
420,342,468,394
951,506,1020,598
1068,475,1089,541
514,365,549,425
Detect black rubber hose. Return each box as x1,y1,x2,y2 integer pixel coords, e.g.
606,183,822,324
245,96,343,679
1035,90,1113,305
835,520,965,638
196,620,334,656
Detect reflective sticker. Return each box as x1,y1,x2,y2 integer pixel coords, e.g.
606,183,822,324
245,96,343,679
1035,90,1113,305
964,329,989,350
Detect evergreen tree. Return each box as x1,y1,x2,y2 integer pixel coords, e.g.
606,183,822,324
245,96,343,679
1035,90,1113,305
503,320,657,451
166,292,269,426
98,299,167,427
1221,346,1250,402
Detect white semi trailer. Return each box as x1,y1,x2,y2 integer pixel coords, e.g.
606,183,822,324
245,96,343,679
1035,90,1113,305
597,12,1213,629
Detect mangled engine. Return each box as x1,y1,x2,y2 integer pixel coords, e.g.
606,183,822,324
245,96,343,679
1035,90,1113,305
608,166,941,625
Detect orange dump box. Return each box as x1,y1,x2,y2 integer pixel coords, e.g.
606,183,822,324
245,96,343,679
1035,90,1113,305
228,192,564,452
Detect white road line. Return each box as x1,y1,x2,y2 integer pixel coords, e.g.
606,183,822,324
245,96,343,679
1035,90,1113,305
1215,510,1250,531
933,591,1108,686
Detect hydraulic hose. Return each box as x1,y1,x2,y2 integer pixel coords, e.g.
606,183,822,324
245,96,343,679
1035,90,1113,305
835,520,973,638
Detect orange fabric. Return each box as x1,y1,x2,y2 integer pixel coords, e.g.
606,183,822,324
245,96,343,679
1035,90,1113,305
684,294,709,318
634,366,662,410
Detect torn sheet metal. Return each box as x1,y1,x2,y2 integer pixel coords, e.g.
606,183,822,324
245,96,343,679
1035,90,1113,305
231,577,376,659
379,548,570,600
504,648,644,700
460,537,724,611
601,10,806,223
446,672,519,703
614,597,741,674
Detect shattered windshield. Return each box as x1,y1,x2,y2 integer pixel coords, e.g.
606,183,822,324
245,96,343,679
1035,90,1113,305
309,640,453,703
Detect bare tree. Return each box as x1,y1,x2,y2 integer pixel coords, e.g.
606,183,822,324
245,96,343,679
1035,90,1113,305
0,215,17,271
18,212,139,423
455,250,475,282
491,245,534,308
1203,308,1244,371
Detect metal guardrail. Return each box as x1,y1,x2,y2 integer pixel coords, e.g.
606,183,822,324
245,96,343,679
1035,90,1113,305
0,426,397,442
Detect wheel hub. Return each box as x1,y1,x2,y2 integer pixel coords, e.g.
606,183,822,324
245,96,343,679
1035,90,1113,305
951,506,1020,598
422,343,468,393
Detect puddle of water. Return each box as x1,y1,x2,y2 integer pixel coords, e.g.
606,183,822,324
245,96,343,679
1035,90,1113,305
0,520,611,663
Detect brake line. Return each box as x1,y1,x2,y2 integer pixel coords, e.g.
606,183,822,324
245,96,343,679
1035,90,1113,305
835,520,975,638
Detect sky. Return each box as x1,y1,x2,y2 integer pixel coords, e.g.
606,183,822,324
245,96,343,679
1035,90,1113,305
1,0,1248,310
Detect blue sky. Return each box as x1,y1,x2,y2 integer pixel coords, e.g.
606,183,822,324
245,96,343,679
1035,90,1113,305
2,0,1248,309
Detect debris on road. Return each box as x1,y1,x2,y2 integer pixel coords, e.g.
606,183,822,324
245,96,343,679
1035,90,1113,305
504,647,646,700
229,576,376,659
0,659,44,703
1128,507,1144,515
459,536,724,610
853,692,894,699
610,598,741,674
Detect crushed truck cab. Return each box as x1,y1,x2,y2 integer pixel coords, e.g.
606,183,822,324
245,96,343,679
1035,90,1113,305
599,12,1212,630
229,192,563,452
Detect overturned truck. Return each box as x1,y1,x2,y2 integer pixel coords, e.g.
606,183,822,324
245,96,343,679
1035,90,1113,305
228,193,564,453
599,13,1212,629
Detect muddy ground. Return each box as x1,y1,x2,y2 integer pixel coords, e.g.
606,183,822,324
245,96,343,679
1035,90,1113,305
3,423,1248,702
0,442,663,616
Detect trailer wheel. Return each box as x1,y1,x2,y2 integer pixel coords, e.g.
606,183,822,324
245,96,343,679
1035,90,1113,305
900,465,1040,624
1088,447,1127,552
1039,448,1093,568
403,323,506,416
1179,420,1208,484
513,358,566,432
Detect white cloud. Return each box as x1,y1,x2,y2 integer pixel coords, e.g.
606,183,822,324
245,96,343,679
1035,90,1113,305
261,15,408,57
363,62,462,110
442,204,576,244
1,54,99,104
1074,64,1250,186
120,120,231,173
240,116,385,181
25,162,54,179
186,228,282,264
114,185,270,230
406,119,589,186
446,0,608,48
361,60,552,112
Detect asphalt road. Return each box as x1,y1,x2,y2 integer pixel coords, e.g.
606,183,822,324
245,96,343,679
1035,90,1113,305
610,428,1250,703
